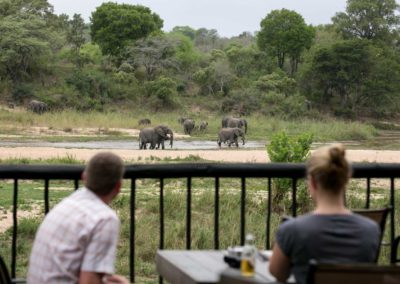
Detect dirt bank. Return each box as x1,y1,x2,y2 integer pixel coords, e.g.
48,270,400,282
0,147,400,163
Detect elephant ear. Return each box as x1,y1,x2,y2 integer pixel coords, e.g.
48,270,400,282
155,126,166,138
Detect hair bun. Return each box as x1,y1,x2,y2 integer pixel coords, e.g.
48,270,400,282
329,144,345,166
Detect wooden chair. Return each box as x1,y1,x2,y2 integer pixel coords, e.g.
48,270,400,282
353,207,391,262
307,260,400,284
0,254,12,284
391,235,400,264
0,255,25,284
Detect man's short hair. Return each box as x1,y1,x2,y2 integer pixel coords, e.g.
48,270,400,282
84,152,124,196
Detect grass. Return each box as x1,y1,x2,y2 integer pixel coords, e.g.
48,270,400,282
0,108,379,143
0,177,399,283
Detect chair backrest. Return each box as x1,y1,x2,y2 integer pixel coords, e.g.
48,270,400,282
308,261,400,284
0,254,11,284
391,236,400,264
353,207,391,262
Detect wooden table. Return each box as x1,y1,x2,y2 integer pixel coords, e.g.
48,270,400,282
155,250,283,284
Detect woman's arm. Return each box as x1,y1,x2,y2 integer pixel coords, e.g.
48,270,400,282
269,242,291,283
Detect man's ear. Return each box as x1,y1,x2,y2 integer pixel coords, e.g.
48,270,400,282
114,180,122,195
81,171,87,182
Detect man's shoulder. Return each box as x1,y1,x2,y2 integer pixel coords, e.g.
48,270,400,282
47,188,118,223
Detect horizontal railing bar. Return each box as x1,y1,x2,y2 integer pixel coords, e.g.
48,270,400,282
0,163,400,179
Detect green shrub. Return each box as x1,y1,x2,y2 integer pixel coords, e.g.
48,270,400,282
145,76,180,110
220,88,261,115
12,84,34,103
267,131,313,213
261,92,308,118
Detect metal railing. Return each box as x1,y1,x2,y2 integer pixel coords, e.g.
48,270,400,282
0,163,399,283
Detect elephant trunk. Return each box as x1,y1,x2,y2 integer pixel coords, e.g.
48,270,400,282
170,132,173,148
242,135,245,145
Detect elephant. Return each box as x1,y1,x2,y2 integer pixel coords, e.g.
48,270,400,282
221,116,232,128
28,100,48,114
199,121,208,131
217,128,245,148
138,118,151,125
222,116,248,134
178,117,189,124
183,119,195,135
139,125,173,149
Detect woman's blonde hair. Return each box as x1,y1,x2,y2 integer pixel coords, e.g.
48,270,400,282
307,144,352,194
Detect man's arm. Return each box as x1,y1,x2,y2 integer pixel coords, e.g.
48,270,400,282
269,242,291,282
79,271,104,284
79,272,130,284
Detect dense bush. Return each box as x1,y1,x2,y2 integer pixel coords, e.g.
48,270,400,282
267,131,313,213
220,88,261,115
145,76,180,110
12,84,34,103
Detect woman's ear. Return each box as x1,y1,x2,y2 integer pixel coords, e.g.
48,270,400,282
308,175,317,199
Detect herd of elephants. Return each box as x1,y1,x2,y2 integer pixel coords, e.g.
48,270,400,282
25,100,248,150
138,116,248,150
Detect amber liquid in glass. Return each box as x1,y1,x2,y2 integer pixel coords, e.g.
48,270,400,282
240,258,255,277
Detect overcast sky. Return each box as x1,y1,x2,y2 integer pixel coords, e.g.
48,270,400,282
48,0,348,37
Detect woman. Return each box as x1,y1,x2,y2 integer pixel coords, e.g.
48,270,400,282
269,144,380,284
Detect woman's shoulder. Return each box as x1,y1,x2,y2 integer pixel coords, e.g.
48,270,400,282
349,213,381,232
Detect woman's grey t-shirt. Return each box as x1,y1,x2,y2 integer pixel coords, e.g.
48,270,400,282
276,213,380,284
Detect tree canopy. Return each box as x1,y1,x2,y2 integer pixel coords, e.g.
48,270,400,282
90,2,163,57
332,0,400,42
257,9,315,73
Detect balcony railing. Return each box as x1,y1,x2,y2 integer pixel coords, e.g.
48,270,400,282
0,163,399,283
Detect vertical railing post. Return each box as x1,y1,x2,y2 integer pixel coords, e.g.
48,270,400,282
390,177,395,261
240,177,246,246
214,177,219,250
74,179,79,191
130,178,136,283
292,178,297,217
44,179,50,214
159,178,164,284
159,178,164,249
11,179,18,278
186,177,192,250
266,178,272,250
365,178,371,209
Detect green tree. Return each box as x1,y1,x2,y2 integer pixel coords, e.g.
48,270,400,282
172,26,196,40
194,28,219,52
332,0,400,42
90,2,163,57
0,0,53,83
301,40,372,111
67,14,85,54
66,14,86,67
257,9,315,74
123,35,178,80
298,39,400,116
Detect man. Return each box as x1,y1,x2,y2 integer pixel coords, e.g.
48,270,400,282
28,152,129,284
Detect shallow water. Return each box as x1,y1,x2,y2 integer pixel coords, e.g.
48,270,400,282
0,140,266,150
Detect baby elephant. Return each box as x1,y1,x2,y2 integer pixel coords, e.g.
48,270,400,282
199,121,208,131
28,99,48,114
217,128,245,148
138,118,151,125
183,119,195,135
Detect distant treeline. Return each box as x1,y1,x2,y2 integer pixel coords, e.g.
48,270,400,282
0,0,399,119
